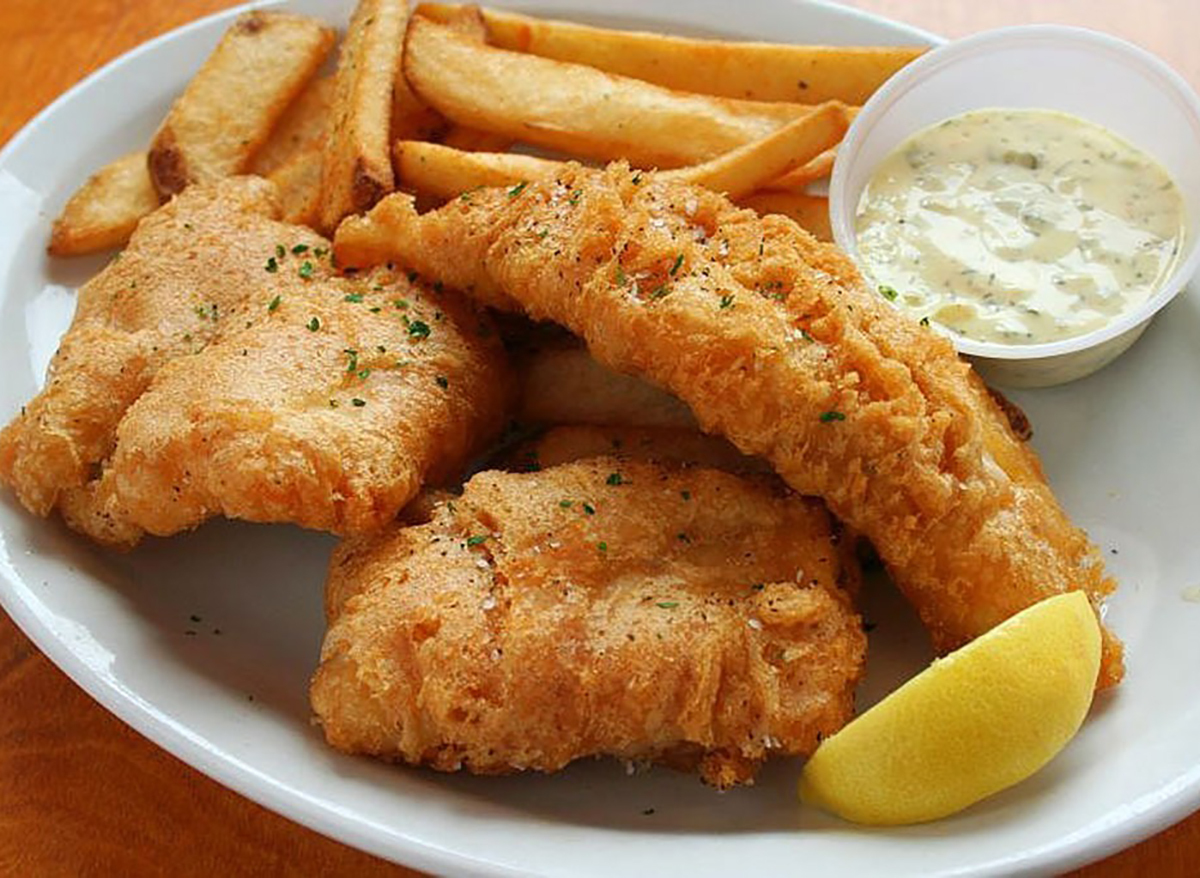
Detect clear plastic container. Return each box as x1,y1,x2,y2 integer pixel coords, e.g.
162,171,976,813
829,25,1200,388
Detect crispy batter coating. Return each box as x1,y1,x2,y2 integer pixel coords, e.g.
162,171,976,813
1,177,510,547
311,458,865,788
334,163,1124,688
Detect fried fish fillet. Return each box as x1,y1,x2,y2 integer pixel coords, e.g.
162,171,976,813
311,458,865,788
334,163,1124,688
1,177,509,547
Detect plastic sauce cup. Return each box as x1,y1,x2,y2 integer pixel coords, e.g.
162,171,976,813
829,25,1200,388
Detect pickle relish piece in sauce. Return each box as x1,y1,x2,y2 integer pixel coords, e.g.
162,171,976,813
855,108,1186,345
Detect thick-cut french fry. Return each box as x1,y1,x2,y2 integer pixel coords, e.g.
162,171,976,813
766,147,838,188
268,146,324,227
395,104,844,206
738,189,832,241
250,76,334,177
660,102,847,200
403,18,818,168
417,3,924,105
48,152,160,256
395,141,559,199
517,346,697,430
320,0,409,233
149,11,334,197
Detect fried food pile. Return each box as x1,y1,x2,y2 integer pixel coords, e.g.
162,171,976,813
335,162,1123,688
6,2,1124,794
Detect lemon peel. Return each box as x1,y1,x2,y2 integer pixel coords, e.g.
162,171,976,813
799,591,1102,825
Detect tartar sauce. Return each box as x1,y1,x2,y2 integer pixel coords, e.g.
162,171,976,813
855,108,1186,344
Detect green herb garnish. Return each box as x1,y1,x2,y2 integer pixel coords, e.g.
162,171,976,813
819,410,846,423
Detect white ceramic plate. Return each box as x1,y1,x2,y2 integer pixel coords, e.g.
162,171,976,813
2,1,1199,875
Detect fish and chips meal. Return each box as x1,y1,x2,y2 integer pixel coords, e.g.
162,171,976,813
3,0,1126,825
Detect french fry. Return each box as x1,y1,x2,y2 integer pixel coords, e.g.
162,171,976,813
765,147,838,189
395,104,844,205
48,152,160,256
320,0,409,233
268,146,324,227
517,346,697,430
395,141,559,200
738,189,832,241
417,3,924,105
661,102,848,200
250,76,335,177
148,11,334,197
403,18,819,168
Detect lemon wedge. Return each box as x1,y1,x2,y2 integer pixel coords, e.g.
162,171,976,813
799,591,1102,825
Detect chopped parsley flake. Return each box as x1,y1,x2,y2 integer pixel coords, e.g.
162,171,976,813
344,349,359,372
606,473,624,486
357,368,371,380
275,244,286,259
351,397,366,407
307,316,320,332
466,535,488,546
507,180,528,198
313,247,328,258
291,244,309,255
435,375,449,389
568,190,582,206
597,541,608,554
265,256,278,273
268,295,281,312
920,316,931,327
582,502,596,515
559,500,573,508
651,285,669,299
819,410,846,423
879,284,898,302
393,298,409,310
656,601,679,609
670,253,684,276
298,261,314,279
344,293,364,303
631,171,642,185
407,319,431,339
719,294,735,309
615,266,627,287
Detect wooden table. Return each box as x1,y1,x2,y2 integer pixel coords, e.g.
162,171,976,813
0,1,1195,874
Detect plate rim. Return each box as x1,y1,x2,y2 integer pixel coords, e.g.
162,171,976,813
0,1,1196,876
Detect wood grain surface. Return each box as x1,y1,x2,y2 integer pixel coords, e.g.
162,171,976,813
0,2,1196,875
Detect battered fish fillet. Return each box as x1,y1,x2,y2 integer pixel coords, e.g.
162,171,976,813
334,163,1124,688
310,458,866,788
0,177,509,547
